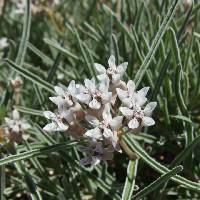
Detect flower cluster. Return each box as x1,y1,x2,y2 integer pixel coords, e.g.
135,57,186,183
4,109,31,144
43,55,157,165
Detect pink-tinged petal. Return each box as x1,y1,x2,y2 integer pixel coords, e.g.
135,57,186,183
57,122,69,131
102,105,112,122
128,118,140,129
43,111,56,120
84,78,96,92
85,115,100,127
43,122,57,132
97,74,109,82
94,63,106,74
101,92,112,104
84,127,102,140
89,99,101,109
119,107,133,119
103,128,113,139
54,86,65,96
12,110,20,120
76,94,91,105
109,116,123,131
67,80,76,95
135,94,147,107
127,80,135,97
108,55,116,69
49,96,66,106
112,74,121,84
143,102,157,116
116,62,128,76
116,88,128,101
142,116,155,126
60,110,74,123
99,79,109,92
123,97,133,108
76,84,86,93
137,87,150,97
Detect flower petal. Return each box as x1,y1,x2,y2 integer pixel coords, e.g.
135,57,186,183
116,88,128,101
43,111,56,120
84,78,96,92
57,122,69,131
43,122,57,132
94,63,106,74
116,62,128,76
128,118,139,129
97,74,109,82
12,110,20,120
143,102,157,116
84,127,102,140
103,128,113,139
76,93,91,105
142,116,155,126
108,55,116,69
109,116,123,131
127,80,135,97
137,87,150,97
54,86,65,96
119,107,133,119
89,99,101,109
67,80,76,95
85,115,99,127
101,92,112,104
112,74,121,84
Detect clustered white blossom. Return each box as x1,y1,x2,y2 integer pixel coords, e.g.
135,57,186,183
4,109,31,144
43,55,157,165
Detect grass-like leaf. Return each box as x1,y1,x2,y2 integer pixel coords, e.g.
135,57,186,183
123,134,200,192
134,0,179,87
132,165,183,200
0,141,80,166
122,159,138,200
3,59,54,94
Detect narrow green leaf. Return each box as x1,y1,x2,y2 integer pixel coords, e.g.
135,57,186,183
122,159,138,200
44,38,79,60
170,115,193,124
0,141,80,166
123,134,200,192
3,59,54,94
134,0,179,88
14,106,44,117
15,0,31,66
132,166,183,200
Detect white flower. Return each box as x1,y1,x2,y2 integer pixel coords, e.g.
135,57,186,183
10,76,23,90
76,78,112,110
0,37,9,49
43,109,75,132
120,101,157,130
79,142,114,165
4,110,31,134
94,55,128,85
49,80,77,110
84,106,123,152
116,80,149,108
